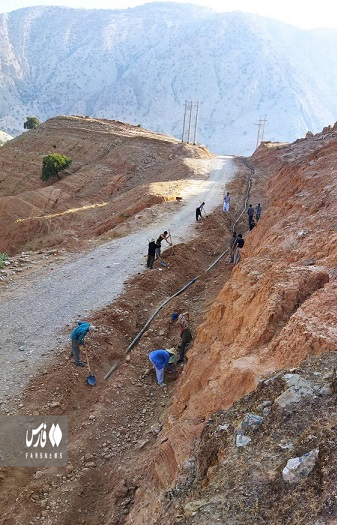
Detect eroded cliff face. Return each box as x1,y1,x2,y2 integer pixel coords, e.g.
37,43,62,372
127,125,337,523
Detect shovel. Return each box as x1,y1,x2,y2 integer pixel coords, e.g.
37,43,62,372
84,348,96,386
168,229,174,255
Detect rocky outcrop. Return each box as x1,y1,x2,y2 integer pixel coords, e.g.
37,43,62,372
159,352,337,524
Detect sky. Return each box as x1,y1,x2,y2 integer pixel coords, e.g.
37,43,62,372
1,0,337,31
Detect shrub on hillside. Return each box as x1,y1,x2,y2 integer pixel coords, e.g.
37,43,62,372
41,153,72,182
0,253,8,268
24,116,40,130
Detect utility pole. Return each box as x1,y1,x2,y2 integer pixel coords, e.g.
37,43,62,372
255,116,262,150
193,101,199,145
181,101,199,144
181,100,188,142
187,101,193,143
255,115,267,149
261,115,267,142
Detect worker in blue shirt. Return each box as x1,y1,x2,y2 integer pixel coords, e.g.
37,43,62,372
149,348,178,386
70,320,95,366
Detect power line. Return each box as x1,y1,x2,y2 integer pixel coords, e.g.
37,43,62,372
261,115,267,142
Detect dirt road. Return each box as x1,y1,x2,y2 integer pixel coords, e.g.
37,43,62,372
0,155,236,407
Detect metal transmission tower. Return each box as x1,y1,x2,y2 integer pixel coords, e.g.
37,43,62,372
181,101,199,144
255,115,267,150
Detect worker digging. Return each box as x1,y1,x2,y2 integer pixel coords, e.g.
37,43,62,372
148,347,179,386
70,320,95,366
171,311,192,363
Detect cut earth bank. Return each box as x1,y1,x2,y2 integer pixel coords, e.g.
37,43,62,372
1,121,337,525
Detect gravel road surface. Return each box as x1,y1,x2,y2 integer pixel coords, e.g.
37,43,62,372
0,156,236,408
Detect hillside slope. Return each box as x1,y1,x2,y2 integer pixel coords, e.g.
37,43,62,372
0,115,213,255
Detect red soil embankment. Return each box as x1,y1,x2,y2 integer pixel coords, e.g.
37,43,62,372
127,126,337,524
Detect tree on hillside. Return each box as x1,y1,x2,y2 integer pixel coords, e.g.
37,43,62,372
41,153,72,182
24,116,40,130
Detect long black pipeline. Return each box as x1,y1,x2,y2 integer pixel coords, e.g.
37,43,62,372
127,276,200,352
126,161,255,354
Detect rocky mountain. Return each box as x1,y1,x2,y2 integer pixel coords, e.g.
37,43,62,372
1,3,337,155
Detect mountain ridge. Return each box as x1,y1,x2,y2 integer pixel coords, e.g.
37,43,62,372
1,3,337,154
